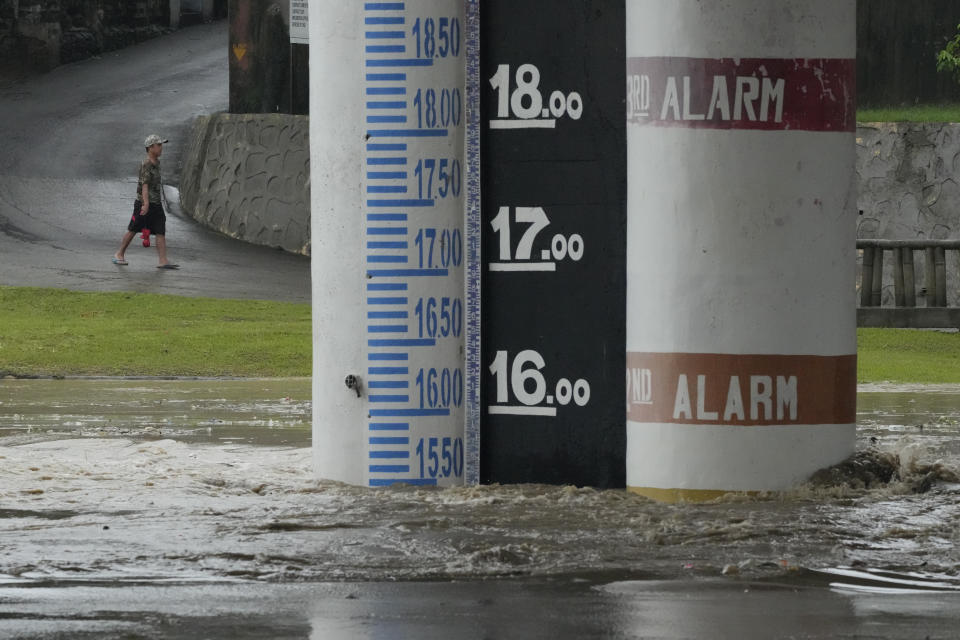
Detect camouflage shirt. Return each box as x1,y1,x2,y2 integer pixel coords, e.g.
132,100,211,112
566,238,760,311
137,159,162,204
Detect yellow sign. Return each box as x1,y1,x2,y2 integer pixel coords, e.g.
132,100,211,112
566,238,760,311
232,44,248,62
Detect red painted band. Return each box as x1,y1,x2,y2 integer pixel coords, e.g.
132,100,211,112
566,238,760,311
626,57,856,132
626,352,857,426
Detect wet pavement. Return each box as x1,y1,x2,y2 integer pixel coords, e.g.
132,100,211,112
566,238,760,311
5,577,960,639
1,379,959,638
0,21,310,302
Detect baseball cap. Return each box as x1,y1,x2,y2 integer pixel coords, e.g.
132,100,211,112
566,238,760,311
144,134,168,147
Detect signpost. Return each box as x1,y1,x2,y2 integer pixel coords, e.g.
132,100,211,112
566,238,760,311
478,1,627,487
290,0,308,44
290,0,308,114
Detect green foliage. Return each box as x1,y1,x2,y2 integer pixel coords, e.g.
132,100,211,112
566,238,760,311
937,23,960,85
0,286,311,377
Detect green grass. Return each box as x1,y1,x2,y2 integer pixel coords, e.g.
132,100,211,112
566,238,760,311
857,328,960,383
2,287,959,384
0,286,311,377
858,104,960,123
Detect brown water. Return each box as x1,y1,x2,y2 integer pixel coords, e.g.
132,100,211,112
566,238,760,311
0,379,958,638
0,378,312,447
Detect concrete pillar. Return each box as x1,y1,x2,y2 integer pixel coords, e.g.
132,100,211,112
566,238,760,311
625,0,858,501
310,2,467,487
228,0,290,113
169,0,181,28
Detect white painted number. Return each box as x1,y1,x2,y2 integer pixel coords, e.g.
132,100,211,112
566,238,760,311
489,350,591,409
515,206,549,260
511,349,547,406
489,207,585,264
511,64,543,120
489,64,584,122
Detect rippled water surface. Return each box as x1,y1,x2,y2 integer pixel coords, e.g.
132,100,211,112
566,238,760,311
0,378,312,447
1,379,959,638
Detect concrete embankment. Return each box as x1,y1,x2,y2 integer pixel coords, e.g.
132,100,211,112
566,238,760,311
179,113,310,256
857,122,960,306
177,119,960,268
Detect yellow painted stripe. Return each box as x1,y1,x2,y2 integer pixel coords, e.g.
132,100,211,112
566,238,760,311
628,486,759,503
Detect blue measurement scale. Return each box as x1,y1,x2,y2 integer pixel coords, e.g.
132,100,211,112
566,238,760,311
362,1,472,487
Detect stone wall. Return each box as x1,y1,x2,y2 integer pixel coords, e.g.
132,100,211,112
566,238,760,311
857,123,960,306
180,112,310,255
0,0,225,72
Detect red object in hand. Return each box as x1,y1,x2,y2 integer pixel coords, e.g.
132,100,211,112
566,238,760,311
141,228,151,247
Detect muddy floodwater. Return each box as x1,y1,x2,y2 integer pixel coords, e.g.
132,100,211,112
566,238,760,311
1,378,959,639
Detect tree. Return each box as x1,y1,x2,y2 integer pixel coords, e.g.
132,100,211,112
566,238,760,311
936,23,960,83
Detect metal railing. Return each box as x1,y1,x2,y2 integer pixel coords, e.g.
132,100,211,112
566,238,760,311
857,239,960,328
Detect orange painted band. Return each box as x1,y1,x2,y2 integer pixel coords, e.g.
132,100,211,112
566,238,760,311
626,352,857,426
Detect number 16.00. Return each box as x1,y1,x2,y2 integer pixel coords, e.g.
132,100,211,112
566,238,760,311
489,350,591,407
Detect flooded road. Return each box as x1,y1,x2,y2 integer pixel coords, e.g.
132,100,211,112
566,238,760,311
1,379,959,638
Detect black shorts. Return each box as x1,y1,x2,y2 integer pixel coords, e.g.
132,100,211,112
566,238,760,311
127,200,166,236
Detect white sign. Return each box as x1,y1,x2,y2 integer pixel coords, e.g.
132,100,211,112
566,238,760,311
290,0,308,44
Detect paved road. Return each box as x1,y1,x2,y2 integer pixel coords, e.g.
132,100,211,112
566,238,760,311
5,577,960,639
0,21,311,303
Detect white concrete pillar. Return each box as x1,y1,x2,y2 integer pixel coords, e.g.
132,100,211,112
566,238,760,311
310,2,467,487
625,0,858,501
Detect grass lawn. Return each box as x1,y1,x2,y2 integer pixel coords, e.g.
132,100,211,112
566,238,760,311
1,287,959,384
858,104,960,123
0,287,311,377
857,328,960,384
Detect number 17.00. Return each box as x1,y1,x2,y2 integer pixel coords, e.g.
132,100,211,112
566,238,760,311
489,206,585,263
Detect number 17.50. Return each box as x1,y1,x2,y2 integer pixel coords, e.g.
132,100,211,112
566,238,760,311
415,158,462,200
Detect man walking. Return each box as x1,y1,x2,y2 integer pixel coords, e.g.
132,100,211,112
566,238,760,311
112,134,179,269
